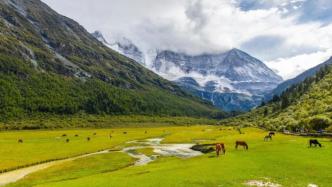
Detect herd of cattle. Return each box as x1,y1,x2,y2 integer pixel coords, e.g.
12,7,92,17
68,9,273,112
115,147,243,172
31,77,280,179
16,130,324,157
215,131,324,156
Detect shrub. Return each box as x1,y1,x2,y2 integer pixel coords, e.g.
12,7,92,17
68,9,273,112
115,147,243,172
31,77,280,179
326,125,332,132
309,115,332,131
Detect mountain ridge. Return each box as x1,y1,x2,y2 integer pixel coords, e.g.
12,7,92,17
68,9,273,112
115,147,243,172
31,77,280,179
222,60,332,131
266,56,332,100
0,0,222,120
92,31,282,111
152,48,283,111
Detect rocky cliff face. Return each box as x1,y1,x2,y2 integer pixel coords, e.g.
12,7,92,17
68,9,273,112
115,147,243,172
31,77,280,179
153,49,282,111
154,49,282,82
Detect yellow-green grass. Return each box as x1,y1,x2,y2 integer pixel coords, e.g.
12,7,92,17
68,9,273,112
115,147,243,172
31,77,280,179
136,148,156,156
0,125,219,172
3,127,332,187
0,127,170,172
7,152,134,187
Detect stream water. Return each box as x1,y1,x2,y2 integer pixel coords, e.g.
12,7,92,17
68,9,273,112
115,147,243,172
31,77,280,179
0,138,202,186
122,138,202,165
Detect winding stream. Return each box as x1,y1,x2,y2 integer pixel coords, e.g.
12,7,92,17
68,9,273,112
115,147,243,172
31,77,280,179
122,138,202,165
0,138,201,186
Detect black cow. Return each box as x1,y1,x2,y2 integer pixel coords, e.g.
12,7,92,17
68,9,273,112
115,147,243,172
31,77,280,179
309,139,322,147
269,132,276,136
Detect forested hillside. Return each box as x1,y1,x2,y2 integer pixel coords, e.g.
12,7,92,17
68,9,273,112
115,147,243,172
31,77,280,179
0,0,222,121
221,64,332,132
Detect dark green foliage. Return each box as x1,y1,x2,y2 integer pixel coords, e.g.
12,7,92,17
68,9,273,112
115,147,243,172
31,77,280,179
309,116,331,131
221,64,332,132
263,108,268,117
269,65,331,110
0,115,218,130
0,0,223,122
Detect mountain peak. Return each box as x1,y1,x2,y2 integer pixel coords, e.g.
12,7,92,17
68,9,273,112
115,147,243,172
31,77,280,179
92,31,108,44
229,48,242,52
227,48,247,55
91,31,145,64
226,48,253,60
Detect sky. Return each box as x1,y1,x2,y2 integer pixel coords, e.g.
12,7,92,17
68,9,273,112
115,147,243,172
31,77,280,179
42,0,332,80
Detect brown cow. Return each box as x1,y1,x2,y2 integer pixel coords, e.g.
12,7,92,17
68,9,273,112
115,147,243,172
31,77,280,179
216,143,226,156
235,141,248,150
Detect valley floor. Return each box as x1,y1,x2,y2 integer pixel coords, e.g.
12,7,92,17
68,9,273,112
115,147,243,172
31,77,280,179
0,126,331,187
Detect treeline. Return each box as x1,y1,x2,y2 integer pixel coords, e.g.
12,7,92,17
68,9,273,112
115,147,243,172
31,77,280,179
221,64,332,132
0,115,218,130
265,65,332,111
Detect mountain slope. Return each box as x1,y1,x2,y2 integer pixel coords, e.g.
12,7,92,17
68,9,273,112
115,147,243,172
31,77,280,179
221,62,332,131
266,57,332,99
0,0,222,120
91,31,283,111
154,49,282,82
153,49,282,111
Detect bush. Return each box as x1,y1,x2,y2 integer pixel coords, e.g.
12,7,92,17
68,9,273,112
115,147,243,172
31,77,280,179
309,115,332,131
326,125,332,132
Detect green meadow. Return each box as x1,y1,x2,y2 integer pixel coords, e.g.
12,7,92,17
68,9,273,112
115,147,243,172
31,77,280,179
1,126,331,187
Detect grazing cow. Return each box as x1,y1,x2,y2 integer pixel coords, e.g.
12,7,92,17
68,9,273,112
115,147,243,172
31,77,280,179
93,133,97,136
18,139,23,143
75,134,79,137
87,137,91,141
66,139,70,143
123,132,127,135
235,141,248,150
62,134,67,137
264,135,272,141
269,132,276,136
309,139,322,147
215,143,226,156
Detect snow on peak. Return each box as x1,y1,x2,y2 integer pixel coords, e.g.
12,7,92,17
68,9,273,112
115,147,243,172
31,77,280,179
91,31,145,64
92,34,282,111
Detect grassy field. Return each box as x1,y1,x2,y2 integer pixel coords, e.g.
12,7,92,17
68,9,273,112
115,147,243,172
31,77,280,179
1,126,332,187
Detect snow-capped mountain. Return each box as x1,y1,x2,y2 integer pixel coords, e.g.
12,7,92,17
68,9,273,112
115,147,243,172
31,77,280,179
91,31,108,44
153,49,283,111
153,49,282,82
92,31,283,111
92,31,145,64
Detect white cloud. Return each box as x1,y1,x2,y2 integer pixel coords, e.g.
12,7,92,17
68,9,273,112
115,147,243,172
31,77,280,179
42,0,332,78
266,49,332,80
